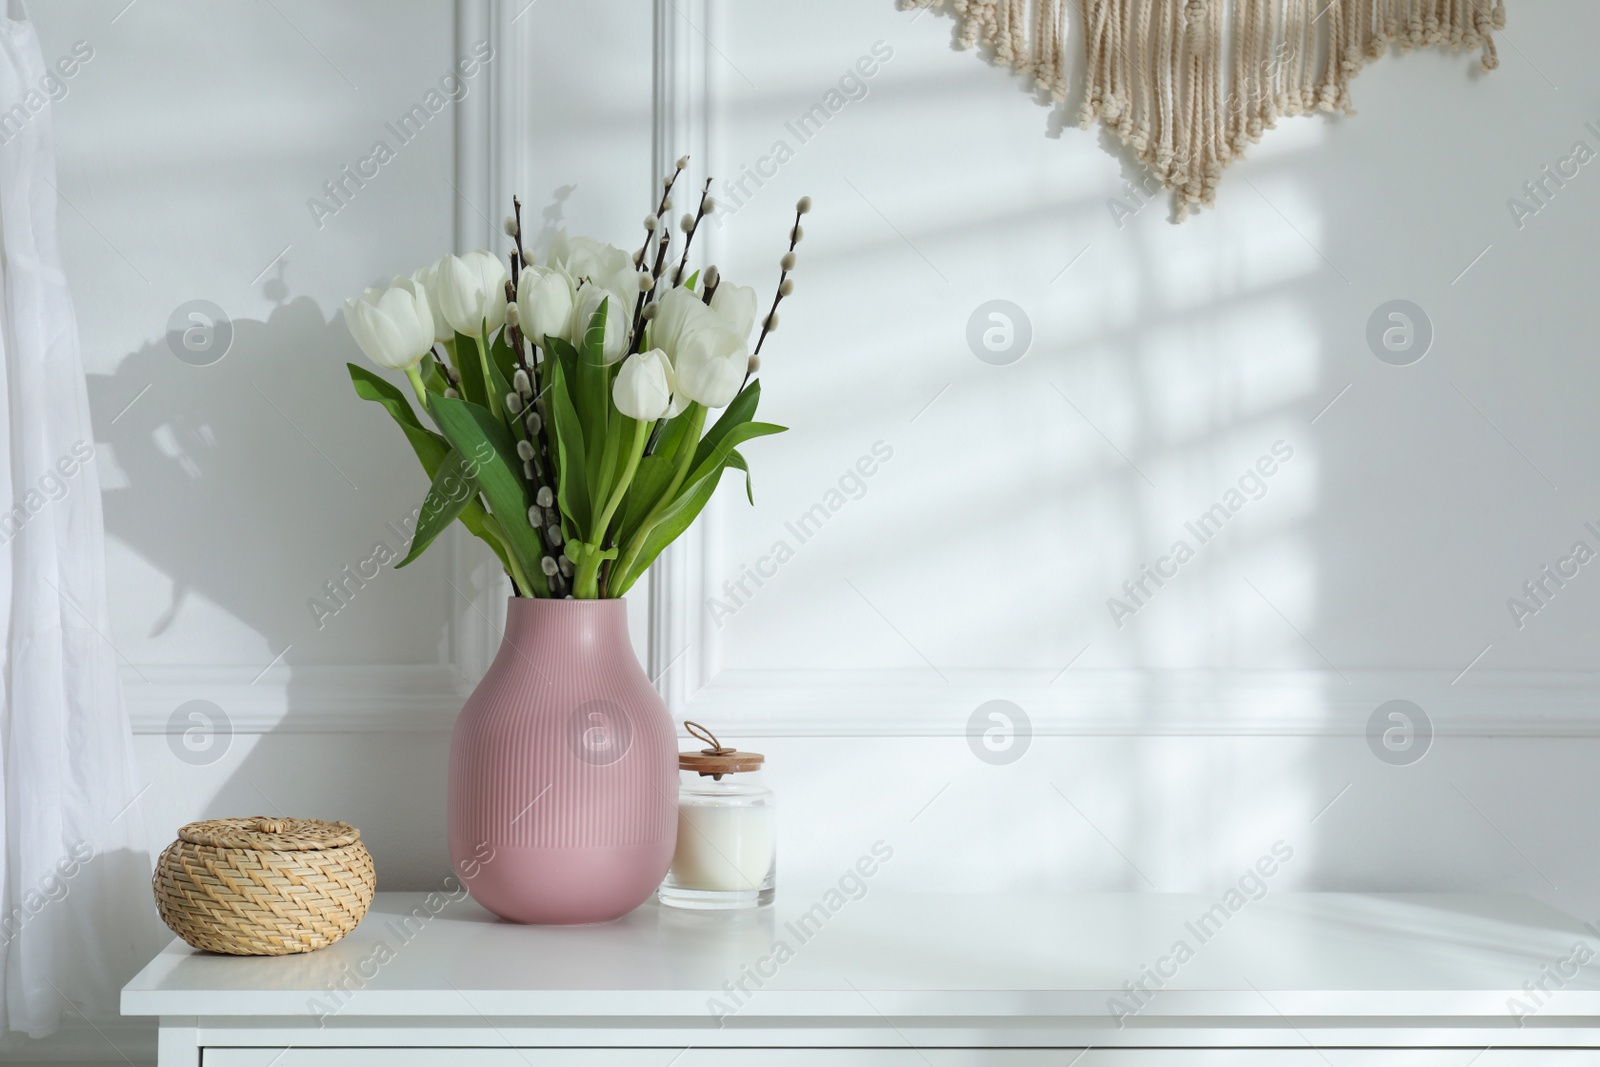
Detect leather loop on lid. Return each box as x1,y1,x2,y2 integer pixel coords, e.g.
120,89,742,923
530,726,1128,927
679,721,764,777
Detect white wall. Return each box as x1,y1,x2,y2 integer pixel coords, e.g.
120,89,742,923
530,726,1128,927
15,0,1600,1061
673,0,1600,940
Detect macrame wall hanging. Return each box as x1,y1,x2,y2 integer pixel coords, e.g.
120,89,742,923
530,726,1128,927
900,0,1505,219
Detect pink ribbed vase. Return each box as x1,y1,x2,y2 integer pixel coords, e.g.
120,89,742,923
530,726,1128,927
448,598,677,924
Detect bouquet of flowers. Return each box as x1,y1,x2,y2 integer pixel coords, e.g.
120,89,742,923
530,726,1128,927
340,159,808,599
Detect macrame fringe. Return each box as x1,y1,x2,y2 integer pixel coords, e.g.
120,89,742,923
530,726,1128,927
899,0,1505,219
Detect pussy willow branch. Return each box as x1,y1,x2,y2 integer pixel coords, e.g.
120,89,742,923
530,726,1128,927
741,206,803,392
502,274,569,595
511,195,526,275
630,160,686,349
670,177,713,288
753,206,802,360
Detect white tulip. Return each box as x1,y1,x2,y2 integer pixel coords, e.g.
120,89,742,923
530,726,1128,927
572,282,631,365
411,258,455,342
516,264,576,343
548,231,638,303
672,323,748,409
436,249,509,338
709,281,758,342
647,286,706,356
342,278,434,371
612,348,676,421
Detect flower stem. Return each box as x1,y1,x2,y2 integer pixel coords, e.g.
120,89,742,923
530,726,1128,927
610,403,705,590
595,419,650,540
404,364,430,412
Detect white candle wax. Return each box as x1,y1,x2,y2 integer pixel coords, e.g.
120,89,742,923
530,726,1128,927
672,802,775,891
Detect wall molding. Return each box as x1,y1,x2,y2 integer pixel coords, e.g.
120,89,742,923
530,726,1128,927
123,667,1600,738
648,0,714,712
120,3,1600,745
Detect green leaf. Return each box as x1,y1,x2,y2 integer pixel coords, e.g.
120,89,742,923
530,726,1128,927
681,421,786,502
346,364,511,574
609,462,734,596
395,448,477,568
692,379,763,472
489,326,520,385
575,299,615,493
593,414,641,529
616,453,674,540
684,269,700,291
545,356,592,536
653,407,698,467
452,331,488,408
725,449,753,504
430,395,548,596
544,334,580,393
420,358,448,396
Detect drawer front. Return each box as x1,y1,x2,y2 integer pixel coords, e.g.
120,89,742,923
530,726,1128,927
203,1051,1600,1067
204,1054,1065,1067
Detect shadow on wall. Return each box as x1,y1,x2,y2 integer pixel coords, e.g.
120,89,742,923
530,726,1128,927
83,293,474,890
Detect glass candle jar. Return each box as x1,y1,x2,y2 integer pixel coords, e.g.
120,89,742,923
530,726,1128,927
659,722,775,910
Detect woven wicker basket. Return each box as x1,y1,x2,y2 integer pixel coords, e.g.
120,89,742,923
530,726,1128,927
153,816,376,956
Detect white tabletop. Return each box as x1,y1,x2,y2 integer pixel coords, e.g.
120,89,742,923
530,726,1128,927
122,890,1600,1020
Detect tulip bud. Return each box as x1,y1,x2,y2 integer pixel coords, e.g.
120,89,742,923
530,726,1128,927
436,250,510,338
780,252,796,271
342,278,434,371
513,368,531,396
541,556,559,576
516,264,577,346
528,506,544,528
779,278,795,296
612,348,676,421
796,196,812,214
503,215,519,237
536,486,554,508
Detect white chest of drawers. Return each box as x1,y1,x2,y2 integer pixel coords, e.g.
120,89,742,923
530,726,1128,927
123,890,1600,1065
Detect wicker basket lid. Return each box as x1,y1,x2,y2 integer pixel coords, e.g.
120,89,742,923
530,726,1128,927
177,817,361,851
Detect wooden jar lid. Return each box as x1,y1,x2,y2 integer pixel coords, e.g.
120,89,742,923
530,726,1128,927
679,721,764,778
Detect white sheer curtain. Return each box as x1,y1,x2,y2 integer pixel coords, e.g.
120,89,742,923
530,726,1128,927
0,0,154,1040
